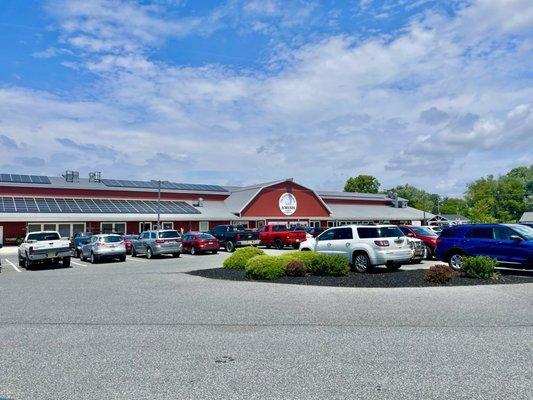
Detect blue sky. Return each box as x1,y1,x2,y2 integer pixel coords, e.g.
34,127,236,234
0,0,531,195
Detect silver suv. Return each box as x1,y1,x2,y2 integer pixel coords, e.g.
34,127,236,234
80,234,126,264
299,224,412,272
131,230,182,259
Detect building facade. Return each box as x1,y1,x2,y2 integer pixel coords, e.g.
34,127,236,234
0,174,432,244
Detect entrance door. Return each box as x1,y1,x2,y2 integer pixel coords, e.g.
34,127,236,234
139,222,152,233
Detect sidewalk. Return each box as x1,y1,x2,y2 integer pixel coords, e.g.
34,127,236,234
0,246,19,256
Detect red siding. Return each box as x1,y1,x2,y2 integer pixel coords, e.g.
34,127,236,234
0,222,27,243
242,182,330,218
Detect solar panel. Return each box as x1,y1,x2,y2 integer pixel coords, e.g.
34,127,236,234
0,174,51,185
101,178,227,192
0,197,201,214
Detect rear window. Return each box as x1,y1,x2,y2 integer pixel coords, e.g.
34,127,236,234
198,233,215,239
272,225,287,232
27,232,61,241
102,235,121,243
357,227,403,239
159,230,180,238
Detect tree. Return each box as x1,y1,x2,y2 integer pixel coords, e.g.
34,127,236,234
386,184,437,213
344,175,380,193
439,197,468,216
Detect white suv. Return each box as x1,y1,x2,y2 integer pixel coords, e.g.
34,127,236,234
299,224,413,272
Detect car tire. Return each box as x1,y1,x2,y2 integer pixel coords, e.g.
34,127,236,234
190,247,196,255
18,254,26,268
90,252,98,264
119,255,126,262
386,261,401,271
146,247,153,259
172,252,180,258
266,245,271,249
131,247,137,257
274,239,284,250
424,245,433,259
292,244,299,250
63,257,71,268
74,249,80,259
353,252,371,273
80,251,85,261
225,241,235,252
448,251,465,270
212,250,218,254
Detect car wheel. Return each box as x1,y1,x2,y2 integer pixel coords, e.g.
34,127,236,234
63,257,71,268
448,252,465,270
225,241,235,252
146,247,153,259
353,252,371,273
424,245,433,259
75,249,80,259
212,250,218,254
120,255,126,262
18,254,26,268
172,252,180,258
274,239,284,250
90,252,97,264
266,245,271,249
191,247,196,255
131,247,137,257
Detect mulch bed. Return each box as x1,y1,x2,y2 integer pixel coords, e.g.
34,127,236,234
187,267,533,288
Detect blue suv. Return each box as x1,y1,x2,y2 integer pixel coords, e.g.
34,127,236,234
435,224,533,269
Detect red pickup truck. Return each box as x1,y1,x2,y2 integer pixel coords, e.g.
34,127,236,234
258,224,307,250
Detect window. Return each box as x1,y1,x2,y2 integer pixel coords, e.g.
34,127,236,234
399,227,410,235
411,226,437,236
43,224,56,231
198,233,215,239
58,224,71,238
158,230,180,238
102,235,121,243
101,222,126,234
27,232,60,241
465,227,493,239
494,226,515,240
272,225,287,232
162,222,173,230
199,221,209,232
327,221,335,228
310,221,320,228
101,223,113,234
28,224,41,233
72,224,85,236
318,229,335,241
150,232,156,239
334,227,353,240
357,226,404,239
141,232,149,239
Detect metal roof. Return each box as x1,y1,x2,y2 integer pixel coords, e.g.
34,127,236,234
327,203,434,221
519,211,533,223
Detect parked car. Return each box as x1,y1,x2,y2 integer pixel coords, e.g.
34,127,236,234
131,230,182,259
435,223,533,269
18,231,71,268
427,226,443,235
399,225,438,259
80,234,126,263
289,226,325,239
71,232,93,258
210,225,260,252
259,224,307,250
182,232,219,255
406,237,425,263
0,242,2,272
121,234,138,255
300,224,412,272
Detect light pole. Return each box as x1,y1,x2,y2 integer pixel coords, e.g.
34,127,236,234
151,180,168,230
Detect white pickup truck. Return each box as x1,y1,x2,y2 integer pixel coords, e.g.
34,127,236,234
18,231,72,269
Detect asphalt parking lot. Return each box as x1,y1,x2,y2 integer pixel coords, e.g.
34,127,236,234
0,248,531,399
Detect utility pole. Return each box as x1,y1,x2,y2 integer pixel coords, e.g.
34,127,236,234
151,180,169,230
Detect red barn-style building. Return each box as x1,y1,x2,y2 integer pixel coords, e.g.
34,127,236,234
0,173,431,244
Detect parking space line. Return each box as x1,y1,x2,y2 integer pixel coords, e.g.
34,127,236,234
71,260,86,267
128,257,147,262
5,259,21,272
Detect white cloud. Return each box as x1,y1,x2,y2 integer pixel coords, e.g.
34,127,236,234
1,0,532,194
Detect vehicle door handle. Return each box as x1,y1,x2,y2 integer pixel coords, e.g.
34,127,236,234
346,243,351,247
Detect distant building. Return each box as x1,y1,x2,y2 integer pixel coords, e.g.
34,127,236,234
519,212,533,224
428,214,470,226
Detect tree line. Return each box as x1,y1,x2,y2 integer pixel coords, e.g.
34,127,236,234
343,165,533,223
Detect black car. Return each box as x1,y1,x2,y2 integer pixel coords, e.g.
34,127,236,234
210,225,260,252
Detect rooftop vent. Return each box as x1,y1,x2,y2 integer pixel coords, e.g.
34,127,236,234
89,171,101,183
63,170,79,183
193,197,204,207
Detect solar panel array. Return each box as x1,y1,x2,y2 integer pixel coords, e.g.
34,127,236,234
101,179,227,192
0,174,51,184
0,197,201,214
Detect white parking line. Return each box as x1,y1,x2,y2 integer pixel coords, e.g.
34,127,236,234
128,257,147,263
71,260,86,267
5,259,21,272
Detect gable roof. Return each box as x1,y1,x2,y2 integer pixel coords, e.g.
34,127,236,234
520,211,533,222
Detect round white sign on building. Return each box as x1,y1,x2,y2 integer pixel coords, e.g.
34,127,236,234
279,192,297,215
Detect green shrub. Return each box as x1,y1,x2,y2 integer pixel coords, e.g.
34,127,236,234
284,260,307,277
278,251,322,268
223,247,265,269
308,254,350,276
424,264,459,284
461,256,497,279
245,255,285,280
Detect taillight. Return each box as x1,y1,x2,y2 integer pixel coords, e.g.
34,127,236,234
155,239,164,244
235,234,240,241
374,240,389,247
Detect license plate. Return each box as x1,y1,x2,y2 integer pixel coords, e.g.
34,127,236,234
110,245,116,248
246,240,254,245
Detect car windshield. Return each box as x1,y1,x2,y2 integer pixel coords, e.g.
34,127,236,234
27,232,61,241
198,233,215,239
412,227,437,236
510,225,533,240
357,226,404,239
159,230,180,238
102,235,121,243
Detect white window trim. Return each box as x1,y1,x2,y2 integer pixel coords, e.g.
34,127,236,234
26,222,86,237
139,222,152,232
161,221,174,230
199,221,209,231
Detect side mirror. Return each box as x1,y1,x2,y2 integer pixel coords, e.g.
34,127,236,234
509,235,522,241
